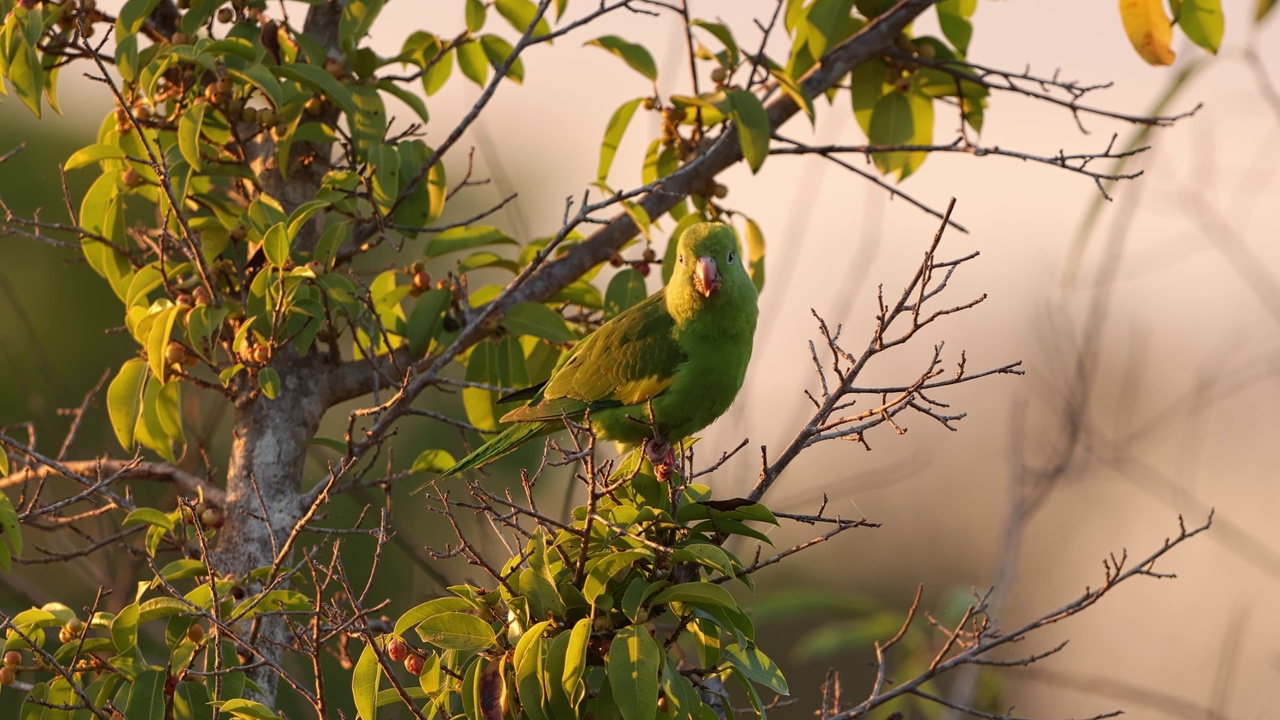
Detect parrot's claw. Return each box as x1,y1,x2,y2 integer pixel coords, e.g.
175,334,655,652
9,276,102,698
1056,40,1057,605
645,440,676,482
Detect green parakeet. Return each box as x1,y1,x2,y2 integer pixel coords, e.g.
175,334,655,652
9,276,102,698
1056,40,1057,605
436,221,758,478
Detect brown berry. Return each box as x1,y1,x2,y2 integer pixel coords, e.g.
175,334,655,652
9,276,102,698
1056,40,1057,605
114,106,130,124
192,286,211,306
216,7,234,23
199,507,225,529
641,247,656,263
122,168,143,188
133,104,153,121
710,66,727,85
67,618,86,636
322,58,346,80
608,253,624,268
635,262,650,277
712,183,728,199
176,293,194,309
257,108,277,127
0,666,14,686
165,341,187,365
231,225,248,241
81,0,97,10
186,623,205,644
214,76,232,94
164,675,178,696
239,106,258,124
171,31,189,46
642,97,656,110
412,270,431,290
386,637,409,662
403,654,424,675
304,96,325,117
894,77,911,94
917,43,936,60
3,651,21,668
251,345,270,364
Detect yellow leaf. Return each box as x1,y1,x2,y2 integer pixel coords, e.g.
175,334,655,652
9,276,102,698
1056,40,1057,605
1119,0,1176,66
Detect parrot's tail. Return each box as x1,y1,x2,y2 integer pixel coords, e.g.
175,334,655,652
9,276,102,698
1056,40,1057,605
429,421,552,484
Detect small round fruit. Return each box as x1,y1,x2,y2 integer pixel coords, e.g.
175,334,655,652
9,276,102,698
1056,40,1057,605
216,7,234,23
412,270,431,290
894,77,911,94
635,262,650,277
3,651,21,668
240,106,258,124
642,97,656,110
322,58,346,80
917,43,936,60
712,183,728,199
403,654,424,675
165,341,187,365
200,507,225,529
251,345,270,364
114,106,130,124
214,76,232,94
257,108,277,127
231,225,248,241
66,618,86,636
171,31,189,46
710,66,727,84
81,0,96,11
186,623,205,644
133,104,153,121
304,96,325,117
641,247,656,263
386,637,409,662
192,286,211,307
0,666,14,686
122,168,142,188
608,253,624,268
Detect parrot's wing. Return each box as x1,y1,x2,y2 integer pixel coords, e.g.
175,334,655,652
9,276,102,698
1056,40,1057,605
500,290,685,423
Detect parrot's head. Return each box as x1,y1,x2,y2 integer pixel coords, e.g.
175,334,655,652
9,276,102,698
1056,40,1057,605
666,222,758,331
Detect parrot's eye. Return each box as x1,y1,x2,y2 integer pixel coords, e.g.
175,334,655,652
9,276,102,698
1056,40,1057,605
679,253,686,265
727,251,736,264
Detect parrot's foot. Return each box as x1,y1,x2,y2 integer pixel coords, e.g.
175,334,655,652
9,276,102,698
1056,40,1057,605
645,440,676,482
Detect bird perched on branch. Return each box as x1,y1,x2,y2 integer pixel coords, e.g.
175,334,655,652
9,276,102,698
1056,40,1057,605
434,221,759,481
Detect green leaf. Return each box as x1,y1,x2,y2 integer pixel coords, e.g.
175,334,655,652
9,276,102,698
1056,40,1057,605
341,0,384,41
466,0,486,32
607,626,660,720
562,617,591,702
259,367,281,399
377,79,430,124
406,287,450,357
65,143,127,171
272,62,358,116
79,171,134,301
410,448,456,474
691,20,740,67
1177,0,1224,53
504,302,576,343
598,97,644,182
210,699,282,720
724,643,789,695
229,64,286,109
391,140,448,231
480,33,525,83
423,46,454,95
146,304,180,381
122,507,175,532
350,83,388,160
586,36,658,82
426,225,517,256
868,89,913,177
262,222,290,268
585,549,651,603
174,681,213,720
112,603,141,653
849,57,890,138
650,582,736,610
495,0,552,36
936,0,974,55
126,669,166,720
395,596,478,636
513,621,551,720
457,39,489,86
415,611,497,651
117,0,162,35
107,358,148,451
352,641,382,720
742,217,765,294
605,268,648,319
0,493,20,572
1119,0,1176,65
178,100,206,170
727,89,769,173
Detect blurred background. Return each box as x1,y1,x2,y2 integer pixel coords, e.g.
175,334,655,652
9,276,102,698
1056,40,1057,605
2,1,1279,718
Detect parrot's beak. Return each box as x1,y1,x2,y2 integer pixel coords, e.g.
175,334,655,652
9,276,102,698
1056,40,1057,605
693,256,720,298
